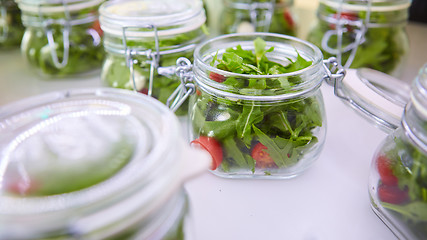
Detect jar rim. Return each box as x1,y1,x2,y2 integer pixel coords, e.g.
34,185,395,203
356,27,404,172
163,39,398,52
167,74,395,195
17,0,104,13
319,0,411,12
99,0,206,38
0,88,184,236
193,33,325,100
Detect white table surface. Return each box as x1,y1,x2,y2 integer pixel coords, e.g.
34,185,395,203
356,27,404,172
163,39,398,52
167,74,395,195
1,20,426,240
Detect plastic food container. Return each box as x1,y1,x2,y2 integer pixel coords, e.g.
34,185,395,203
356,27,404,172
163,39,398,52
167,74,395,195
307,0,410,77
99,0,208,116
0,88,210,239
18,0,105,77
167,33,345,179
364,65,427,240
0,0,24,48
219,0,296,35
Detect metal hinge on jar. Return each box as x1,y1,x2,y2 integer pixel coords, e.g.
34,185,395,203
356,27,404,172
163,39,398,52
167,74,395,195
166,57,195,112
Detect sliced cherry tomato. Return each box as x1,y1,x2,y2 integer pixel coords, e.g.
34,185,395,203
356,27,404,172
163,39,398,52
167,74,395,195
138,88,149,95
5,178,39,196
283,10,295,30
376,155,398,186
209,72,225,83
378,184,409,204
191,136,223,170
251,143,278,169
329,12,358,31
91,19,103,37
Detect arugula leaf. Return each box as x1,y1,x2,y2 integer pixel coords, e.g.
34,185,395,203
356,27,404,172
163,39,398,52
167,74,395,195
236,104,263,147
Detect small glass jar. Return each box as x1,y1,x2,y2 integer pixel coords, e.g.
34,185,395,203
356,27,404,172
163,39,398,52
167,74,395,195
170,33,346,179
99,0,208,116
219,0,296,35
0,0,24,48
369,65,427,239
0,88,210,239
307,0,410,77
18,0,105,77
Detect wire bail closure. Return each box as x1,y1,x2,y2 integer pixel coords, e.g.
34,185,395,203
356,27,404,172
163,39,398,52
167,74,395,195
0,5,8,42
320,0,372,69
39,0,71,69
123,25,160,96
323,57,347,100
166,57,195,112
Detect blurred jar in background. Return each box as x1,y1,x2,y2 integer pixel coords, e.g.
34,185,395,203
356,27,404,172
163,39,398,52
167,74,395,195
307,0,410,77
0,0,24,49
219,0,296,35
18,0,105,77
369,64,427,240
100,0,208,116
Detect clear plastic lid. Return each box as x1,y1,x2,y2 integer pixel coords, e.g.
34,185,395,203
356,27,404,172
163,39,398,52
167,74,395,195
99,0,206,37
0,88,210,238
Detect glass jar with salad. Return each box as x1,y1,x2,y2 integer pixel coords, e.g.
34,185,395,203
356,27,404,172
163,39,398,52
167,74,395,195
168,33,345,179
307,0,410,77
99,0,208,116
0,88,210,240
0,0,24,48
367,64,427,239
219,0,296,35
17,0,105,77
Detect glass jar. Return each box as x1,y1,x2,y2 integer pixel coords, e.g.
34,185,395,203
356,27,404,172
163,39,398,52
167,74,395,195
0,0,24,48
169,33,345,179
307,0,410,77
369,65,427,239
219,0,296,35
18,0,105,77
0,88,210,239
99,0,208,116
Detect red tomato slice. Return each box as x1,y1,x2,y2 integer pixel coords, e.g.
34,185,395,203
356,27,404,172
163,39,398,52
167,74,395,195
283,10,295,30
376,155,398,186
329,12,358,31
251,143,278,169
191,136,223,170
138,88,149,95
378,184,409,204
91,19,103,37
209,72,225,83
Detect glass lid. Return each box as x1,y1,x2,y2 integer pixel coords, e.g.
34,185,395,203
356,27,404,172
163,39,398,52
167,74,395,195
336,68,410,132
99,0,206,37
319,0,411,11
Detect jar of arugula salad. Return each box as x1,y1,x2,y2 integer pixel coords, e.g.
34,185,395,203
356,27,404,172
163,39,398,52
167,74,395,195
219,0,296,35
0,0,24,48
17,0,104,77
367,64,427,240
168,33,344,179
307,0,410,77
99,0,208,116
0,88,210,240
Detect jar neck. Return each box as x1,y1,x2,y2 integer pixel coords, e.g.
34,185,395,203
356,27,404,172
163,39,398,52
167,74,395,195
193,33,325,101
317,0,410,28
